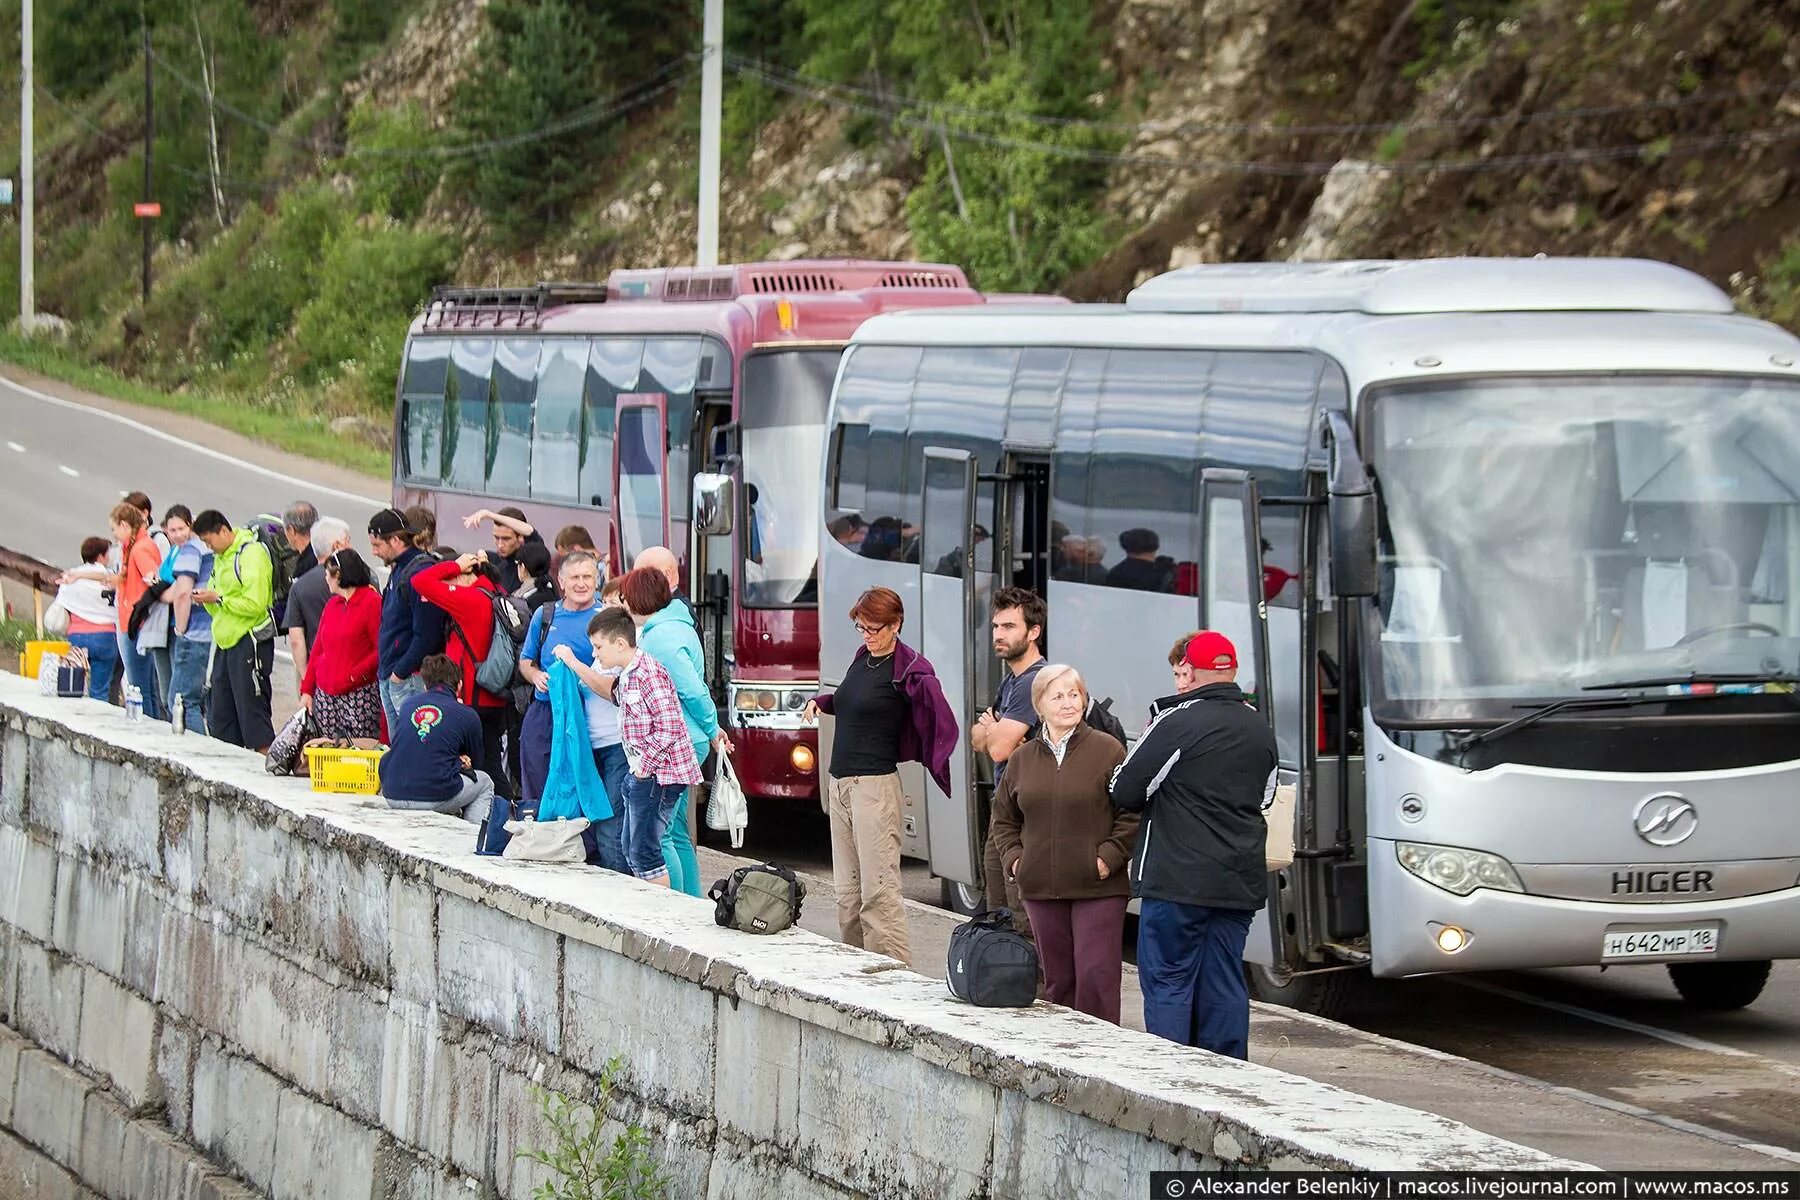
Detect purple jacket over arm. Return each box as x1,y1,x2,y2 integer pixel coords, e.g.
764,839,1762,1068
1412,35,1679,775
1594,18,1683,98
813,640,960,798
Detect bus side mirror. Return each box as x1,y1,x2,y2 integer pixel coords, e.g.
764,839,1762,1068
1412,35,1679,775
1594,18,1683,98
1322,411,1379,598
694,472,735,536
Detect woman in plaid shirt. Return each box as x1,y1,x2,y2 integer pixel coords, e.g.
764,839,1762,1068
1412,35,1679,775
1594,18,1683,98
574,607,702,884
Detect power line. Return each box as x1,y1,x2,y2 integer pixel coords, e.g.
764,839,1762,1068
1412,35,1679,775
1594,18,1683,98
35,83,281,198
147,49,698,160
726,52,1796,139
734,62,1800,177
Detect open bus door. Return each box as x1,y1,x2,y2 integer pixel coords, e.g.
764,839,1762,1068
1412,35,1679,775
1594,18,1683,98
1198,469,1300,980
614,393,670,572
918,447,985,893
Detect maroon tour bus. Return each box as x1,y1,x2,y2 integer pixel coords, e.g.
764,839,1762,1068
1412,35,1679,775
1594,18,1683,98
391,260,1036,806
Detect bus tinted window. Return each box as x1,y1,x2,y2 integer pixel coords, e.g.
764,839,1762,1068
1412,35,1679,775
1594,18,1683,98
1093,350,1208,593
582,339,642,509
616,404,665,565
401,339,451,484
909,347,1016,575
488,339,538,498
644,338,701,551
446,339,496,492
531,338,587,503
1049,351,1104,586
832,345,922,563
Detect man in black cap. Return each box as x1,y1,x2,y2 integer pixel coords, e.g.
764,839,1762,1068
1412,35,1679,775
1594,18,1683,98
368,507,447,735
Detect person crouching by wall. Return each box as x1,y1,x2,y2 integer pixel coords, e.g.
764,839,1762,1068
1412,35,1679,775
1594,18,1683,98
379,654,494,823
988,664,1137,1024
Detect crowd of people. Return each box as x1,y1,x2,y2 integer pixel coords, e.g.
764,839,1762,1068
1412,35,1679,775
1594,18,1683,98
50,493,1275,1057
809,584,1277,1060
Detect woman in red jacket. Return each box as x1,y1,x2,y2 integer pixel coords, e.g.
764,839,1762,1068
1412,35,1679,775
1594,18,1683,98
412,550,512,799
300,550,383,741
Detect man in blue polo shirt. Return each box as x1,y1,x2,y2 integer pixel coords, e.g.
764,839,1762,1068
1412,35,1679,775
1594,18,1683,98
380,655,492,822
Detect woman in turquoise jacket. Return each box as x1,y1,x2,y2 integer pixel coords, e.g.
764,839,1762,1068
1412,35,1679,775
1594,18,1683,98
620,566,732,896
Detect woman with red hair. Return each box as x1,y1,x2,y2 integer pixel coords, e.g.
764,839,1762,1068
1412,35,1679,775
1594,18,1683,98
801,587,958,967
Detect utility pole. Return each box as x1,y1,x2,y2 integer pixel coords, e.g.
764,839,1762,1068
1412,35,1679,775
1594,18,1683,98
19,0,33,326
141,21,153,301
696,0,722,268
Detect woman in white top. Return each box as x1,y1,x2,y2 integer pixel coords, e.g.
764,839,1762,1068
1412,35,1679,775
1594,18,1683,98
52,536,123,700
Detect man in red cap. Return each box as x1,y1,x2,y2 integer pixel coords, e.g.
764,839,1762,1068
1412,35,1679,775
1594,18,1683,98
1109,630,1277,1059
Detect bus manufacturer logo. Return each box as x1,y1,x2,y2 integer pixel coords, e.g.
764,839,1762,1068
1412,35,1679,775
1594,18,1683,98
1633,794,1697,847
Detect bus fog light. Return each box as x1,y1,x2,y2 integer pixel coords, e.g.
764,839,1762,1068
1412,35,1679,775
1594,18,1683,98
791,744,816,772
1432,924,1471,954
1397,841,1523,897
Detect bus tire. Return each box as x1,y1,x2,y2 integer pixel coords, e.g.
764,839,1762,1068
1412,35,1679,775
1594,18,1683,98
939,877,985,917
1245,962,1363,1019
1666,959,1771,1010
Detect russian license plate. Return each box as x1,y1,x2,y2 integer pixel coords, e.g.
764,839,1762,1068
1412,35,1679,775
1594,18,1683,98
1602,926,1718,959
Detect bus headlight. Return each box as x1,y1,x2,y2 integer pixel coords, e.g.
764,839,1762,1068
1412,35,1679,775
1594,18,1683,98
791,744,816,772
1396,841,1523,897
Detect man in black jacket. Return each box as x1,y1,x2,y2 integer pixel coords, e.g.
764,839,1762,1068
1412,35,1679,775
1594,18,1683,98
1110,631,1276,1059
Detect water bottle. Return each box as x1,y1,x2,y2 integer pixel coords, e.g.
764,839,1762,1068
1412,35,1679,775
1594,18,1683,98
170,695,186,736
124,686,143,724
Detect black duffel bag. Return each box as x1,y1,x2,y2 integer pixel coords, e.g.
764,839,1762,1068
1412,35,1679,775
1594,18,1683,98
946,908,1038,1008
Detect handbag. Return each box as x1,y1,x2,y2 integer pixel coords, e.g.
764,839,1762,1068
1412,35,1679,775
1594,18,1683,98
946,908,1039,1008
266,708,320,776
474,794,534,856
1264,783,1297,873
38,652,63,696
55,648,90,699
703,753,750,848
709,862,804,933
501,817,590,863
42,600,70,637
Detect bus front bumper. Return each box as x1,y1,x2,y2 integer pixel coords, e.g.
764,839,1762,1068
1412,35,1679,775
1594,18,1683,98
726,726,820,803
1368,842,1800,977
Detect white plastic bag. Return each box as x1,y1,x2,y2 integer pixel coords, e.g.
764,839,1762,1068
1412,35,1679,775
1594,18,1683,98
1264,783,1296,873
704,754,750,848
502,817,590,863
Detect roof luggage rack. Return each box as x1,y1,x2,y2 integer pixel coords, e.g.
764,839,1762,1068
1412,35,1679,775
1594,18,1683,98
422,281,609,330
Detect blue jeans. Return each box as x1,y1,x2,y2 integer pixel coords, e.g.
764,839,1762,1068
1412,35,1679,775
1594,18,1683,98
116,629,163,719
1137,899,1255,1059
585,744,630,874
620,773,682,881
68,632,120,701
168,638,210,732
380,674,426,739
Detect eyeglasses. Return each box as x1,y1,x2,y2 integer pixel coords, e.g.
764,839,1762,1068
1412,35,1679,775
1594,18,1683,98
853,621,891,636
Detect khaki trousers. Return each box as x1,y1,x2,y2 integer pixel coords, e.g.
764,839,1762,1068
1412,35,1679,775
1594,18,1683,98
827,772,912,966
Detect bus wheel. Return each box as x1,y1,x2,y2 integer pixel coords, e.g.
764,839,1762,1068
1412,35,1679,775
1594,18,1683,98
1245,962,1364,1020
939,878,985,916
1667,960,1771,1010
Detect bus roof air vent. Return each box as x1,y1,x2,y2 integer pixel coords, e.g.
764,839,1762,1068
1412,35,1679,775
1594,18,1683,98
1125,258,1736,317
748,271,843,294
878,269,963,289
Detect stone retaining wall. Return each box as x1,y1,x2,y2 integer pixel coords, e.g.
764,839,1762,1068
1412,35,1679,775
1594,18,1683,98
0,675,1577,1199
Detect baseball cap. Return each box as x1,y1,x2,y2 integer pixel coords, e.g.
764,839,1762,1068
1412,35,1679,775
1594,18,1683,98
367,507,412,539
1183,631,1238,672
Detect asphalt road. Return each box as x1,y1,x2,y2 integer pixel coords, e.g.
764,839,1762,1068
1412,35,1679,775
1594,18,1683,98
8,364,1799,1166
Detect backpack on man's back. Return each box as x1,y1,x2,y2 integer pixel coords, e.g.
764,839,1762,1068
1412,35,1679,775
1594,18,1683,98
249,514,299,625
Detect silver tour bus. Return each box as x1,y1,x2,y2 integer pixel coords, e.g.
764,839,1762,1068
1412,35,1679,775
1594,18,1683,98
814,257,1800,1014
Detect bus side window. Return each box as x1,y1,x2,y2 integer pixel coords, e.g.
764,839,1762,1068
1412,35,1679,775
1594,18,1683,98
531,338,588,503
401,338,451,484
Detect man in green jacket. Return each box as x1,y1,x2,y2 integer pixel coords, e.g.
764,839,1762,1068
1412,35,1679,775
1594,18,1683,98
191,511,276,751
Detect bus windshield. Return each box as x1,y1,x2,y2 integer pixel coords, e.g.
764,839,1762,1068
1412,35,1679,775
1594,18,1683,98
1368,374,1800,724
742,348,840,607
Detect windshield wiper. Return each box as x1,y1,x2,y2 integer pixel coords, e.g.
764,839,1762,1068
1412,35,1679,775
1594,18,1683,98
1457,693,1681,761
1581,672,1800,691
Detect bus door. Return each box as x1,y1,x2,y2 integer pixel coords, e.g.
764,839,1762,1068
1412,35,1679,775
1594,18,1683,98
918,447,985,891
614,393,669,572
1198,469,1297,971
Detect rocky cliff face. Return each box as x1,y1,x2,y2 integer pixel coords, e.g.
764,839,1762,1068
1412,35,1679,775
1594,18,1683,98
355,0,1795,313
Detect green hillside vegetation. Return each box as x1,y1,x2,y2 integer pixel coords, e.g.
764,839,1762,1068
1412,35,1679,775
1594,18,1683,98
0,0,1792,470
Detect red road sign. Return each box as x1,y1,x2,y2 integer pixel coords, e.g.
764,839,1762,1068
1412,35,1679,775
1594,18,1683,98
133,202,161,218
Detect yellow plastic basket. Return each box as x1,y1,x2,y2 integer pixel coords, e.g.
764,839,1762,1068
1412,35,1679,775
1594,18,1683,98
23,640,71,679
303,745,384,795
